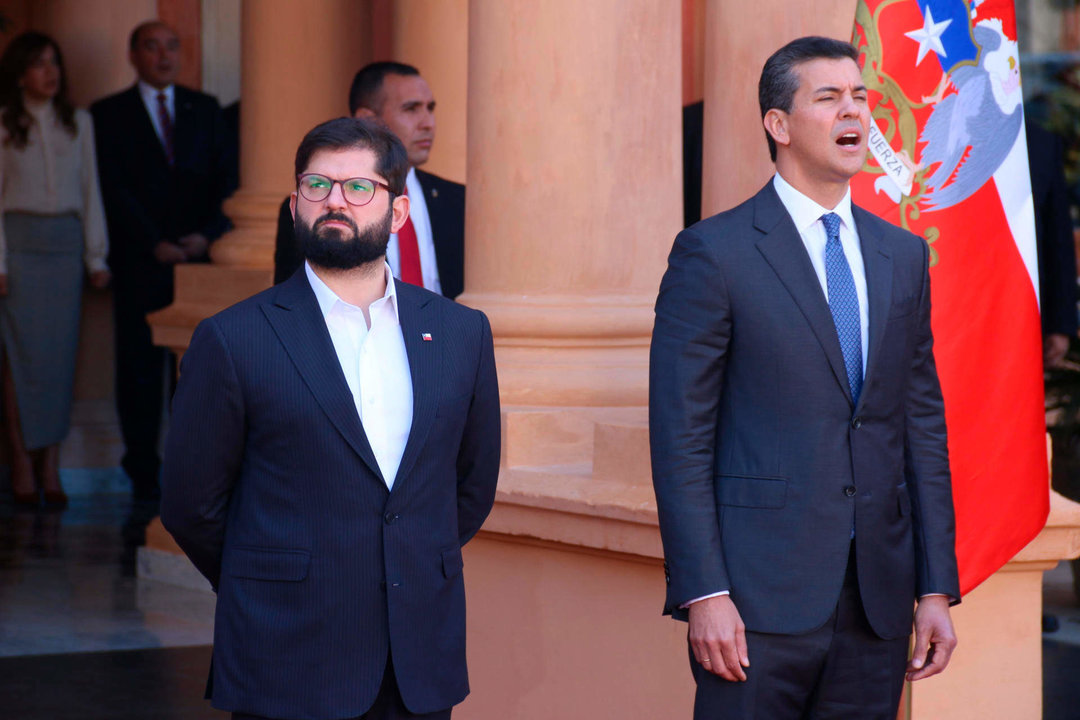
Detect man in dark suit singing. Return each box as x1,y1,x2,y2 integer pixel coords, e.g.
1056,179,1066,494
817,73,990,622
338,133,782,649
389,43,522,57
92,21,230,503
649,36,960,719
274,62,465,299
161,117,500,719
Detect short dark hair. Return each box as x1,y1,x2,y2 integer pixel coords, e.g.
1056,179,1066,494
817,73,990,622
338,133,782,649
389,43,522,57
294,117,410,195
758,36,860,162
129,21,174,51
348,61,421,116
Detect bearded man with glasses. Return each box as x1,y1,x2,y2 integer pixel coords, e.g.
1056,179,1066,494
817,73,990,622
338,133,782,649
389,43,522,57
161,117,500,720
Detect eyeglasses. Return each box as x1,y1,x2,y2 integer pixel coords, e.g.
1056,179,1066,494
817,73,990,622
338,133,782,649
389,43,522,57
296,173,393,206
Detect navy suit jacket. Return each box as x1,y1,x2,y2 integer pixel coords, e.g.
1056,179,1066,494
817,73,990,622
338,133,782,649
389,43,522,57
649,181,959,641
161,270,500,718
91,85,230,312
273,169,466,298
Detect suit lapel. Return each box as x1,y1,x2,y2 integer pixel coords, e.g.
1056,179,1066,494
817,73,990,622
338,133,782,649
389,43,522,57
415,170,450,282
416,170,438,214
853,207,893,411
172,87,194,165
752,183,853,404
389,281,439,496
260,272,385,483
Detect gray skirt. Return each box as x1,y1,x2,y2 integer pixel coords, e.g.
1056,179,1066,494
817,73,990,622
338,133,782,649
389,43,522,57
0,212,84,450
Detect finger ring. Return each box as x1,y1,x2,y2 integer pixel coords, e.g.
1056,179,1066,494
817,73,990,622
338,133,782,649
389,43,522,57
702,657,712,663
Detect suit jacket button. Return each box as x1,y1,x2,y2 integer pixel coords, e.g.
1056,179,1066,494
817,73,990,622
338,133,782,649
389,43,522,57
851,417,862,429
384,512,399,524
843,485,856,497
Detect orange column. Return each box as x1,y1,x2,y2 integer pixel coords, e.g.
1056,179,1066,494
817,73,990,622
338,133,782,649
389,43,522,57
701,0,857,216
392,0,468,184
209,0,373,268
462,0,682,407
158,0,201,89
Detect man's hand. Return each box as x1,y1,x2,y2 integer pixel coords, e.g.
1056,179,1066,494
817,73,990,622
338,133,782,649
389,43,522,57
688,594,749,681
178,233,209,260
88,269,111,289
1044,333,1071,368
907,595,957,682
154,241,188,265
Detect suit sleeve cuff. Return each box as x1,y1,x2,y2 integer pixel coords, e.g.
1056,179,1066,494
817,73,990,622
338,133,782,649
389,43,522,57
680,590,730,609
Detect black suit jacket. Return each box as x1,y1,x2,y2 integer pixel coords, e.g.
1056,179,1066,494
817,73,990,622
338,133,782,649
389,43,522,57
274,169,466,298
1026,121,1078,338
649,181,959,641
160,270,500,717
92,85,230,312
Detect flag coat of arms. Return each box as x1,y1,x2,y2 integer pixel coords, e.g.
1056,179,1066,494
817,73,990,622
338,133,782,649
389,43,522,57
851,0,1049,594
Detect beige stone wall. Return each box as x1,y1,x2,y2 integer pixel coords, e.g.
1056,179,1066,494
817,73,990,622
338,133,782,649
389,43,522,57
25,0,157,107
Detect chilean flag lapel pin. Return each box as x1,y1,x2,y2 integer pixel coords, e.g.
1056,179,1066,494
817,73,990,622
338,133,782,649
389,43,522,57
422,332,433,342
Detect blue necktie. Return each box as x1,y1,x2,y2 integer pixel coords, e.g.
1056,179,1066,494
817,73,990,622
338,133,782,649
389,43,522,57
821,212,863,406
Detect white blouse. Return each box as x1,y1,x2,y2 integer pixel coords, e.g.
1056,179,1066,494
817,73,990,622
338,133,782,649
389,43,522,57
0,99,109,274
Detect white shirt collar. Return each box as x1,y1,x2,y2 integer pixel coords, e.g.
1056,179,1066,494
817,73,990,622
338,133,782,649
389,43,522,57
305,261,400,323
23,95,53,120
772,172,856,236
138,81,174,105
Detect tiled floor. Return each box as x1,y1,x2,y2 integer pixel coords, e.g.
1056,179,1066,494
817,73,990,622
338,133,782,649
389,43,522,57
0,470,225,719
0,646,225,720
1,469,1079,719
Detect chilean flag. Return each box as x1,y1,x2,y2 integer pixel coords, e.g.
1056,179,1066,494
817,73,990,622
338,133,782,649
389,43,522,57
851,0,1049,594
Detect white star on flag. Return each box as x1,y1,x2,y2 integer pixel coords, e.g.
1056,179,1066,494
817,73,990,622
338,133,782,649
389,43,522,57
904,6,951,66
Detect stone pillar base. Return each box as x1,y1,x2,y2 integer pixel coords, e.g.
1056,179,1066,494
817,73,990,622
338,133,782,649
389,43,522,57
148,263,272,354
209,190,285,268
461,293,654,407
906,489,1080,719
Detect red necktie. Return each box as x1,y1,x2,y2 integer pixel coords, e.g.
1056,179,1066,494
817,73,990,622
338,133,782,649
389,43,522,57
397,185,423,286
156,92,174,165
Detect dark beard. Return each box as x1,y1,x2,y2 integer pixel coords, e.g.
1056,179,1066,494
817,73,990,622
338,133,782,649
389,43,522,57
295,205,393,271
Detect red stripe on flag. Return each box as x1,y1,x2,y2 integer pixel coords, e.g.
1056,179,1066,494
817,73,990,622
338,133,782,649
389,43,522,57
927,179,1047,593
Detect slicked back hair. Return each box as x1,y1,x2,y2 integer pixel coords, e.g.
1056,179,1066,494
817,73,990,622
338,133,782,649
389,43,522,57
758,36,860,162
348,61,421,116
294,117,409,196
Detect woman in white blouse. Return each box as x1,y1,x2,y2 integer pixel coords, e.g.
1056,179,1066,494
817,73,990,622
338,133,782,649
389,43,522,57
0,32,109,508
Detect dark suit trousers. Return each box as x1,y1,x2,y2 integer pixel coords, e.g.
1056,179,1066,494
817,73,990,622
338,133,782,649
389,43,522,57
113,294,173,499
231,654,452,720
691,544,909,720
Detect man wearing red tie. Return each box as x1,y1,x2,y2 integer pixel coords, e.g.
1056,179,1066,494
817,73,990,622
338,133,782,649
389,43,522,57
274,62,465,299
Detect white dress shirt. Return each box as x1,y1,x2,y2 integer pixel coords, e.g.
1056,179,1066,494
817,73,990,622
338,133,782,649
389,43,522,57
305,261,414,489
137,81,174,150
772,172,869,373
0,100,109,274
386,167,442,294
